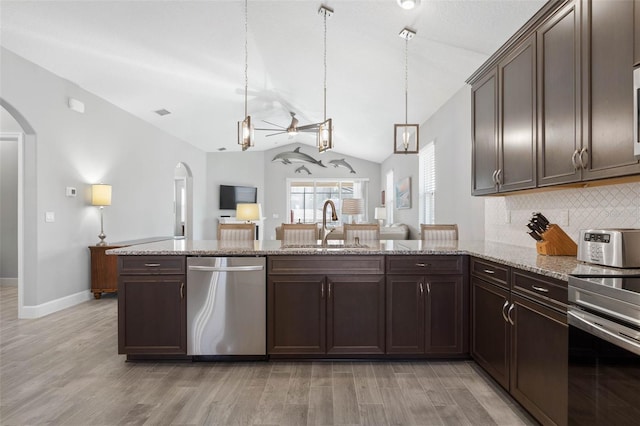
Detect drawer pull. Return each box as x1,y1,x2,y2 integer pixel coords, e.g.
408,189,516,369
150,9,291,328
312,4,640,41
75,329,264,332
415,263,431,267
483,269,495,275
531,285,549,293
144,263,161,267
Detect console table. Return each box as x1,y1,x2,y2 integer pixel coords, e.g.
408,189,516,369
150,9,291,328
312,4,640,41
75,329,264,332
89,237,173,299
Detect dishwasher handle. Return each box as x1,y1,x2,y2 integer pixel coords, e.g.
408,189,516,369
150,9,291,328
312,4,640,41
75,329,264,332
188,265,264,272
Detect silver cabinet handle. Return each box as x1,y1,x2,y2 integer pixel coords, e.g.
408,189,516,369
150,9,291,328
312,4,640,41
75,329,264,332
483,269,495,275
507,303,515,325
579,147,588,169
328,282,332,299
180,282,184,299
415,263,431,267
571,149,579,170
531,285,549,293
491,169,498,185
419,282,424,295
426,282,431,295
144,263,161,267
501,300,510,323
496,169,503,185
321,282,324,299
188,265,264,272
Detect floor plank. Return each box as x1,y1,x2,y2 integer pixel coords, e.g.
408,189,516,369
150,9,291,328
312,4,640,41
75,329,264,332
0,286,536,426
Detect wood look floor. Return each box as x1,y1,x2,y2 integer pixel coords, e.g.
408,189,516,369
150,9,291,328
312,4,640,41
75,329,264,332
0,286,535,425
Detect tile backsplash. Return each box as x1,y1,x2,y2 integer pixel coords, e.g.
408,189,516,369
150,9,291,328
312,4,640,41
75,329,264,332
485,182,640,248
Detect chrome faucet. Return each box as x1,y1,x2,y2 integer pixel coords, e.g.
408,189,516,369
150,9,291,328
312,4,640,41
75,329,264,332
321,199,338,246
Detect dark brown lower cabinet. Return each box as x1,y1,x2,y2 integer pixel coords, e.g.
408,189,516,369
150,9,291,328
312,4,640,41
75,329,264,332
387,274,468,357
118,275,186,355
510,293,567,426
471,277,511,389
267,273,384,357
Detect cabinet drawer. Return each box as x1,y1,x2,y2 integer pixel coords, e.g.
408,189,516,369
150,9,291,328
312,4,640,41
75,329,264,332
512,268,567,311
268,256,384,275
470,257,510,289
118,256,185,275
386,256,464,275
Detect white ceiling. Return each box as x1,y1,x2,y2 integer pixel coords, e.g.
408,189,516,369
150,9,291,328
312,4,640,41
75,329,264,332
0,0,546,163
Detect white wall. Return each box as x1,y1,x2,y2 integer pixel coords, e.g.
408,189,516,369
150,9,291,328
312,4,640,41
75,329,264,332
0,48,207,313
381,85,484,240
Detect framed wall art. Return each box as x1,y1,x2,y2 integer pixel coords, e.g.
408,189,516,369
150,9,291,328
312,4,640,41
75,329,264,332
395,177,411,209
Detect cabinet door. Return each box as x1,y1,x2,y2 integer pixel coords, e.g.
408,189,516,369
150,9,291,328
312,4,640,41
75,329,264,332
582,0,640,179
386,276,425,355
538,0,582,186
510,294,568,426
471,277,510,390
118,275,186,355
498,35,537,192
425,275,468,355
327,275,385,355
268,275,326,356
472,69,499,195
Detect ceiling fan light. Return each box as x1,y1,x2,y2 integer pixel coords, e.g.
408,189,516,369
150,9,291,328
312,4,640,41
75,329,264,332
238,116,254,151
397,0,419,10
317,118,333,153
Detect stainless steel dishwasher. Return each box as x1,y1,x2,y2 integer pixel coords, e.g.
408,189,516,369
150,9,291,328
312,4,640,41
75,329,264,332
186,257,266,356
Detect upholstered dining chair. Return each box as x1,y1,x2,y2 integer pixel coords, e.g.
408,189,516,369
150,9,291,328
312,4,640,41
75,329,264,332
217,223,256,241
343,223,380,243
281,223,319,245
420,224,458,241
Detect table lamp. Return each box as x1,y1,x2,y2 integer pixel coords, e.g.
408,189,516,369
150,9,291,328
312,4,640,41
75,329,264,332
374,206,387,227
342,198,364,224
236,203,261,222
91,184,112,246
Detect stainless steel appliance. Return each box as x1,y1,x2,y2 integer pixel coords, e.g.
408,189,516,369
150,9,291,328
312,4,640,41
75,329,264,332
186,257,266,357
577,228,640,268
634,67,640,159
568,274,640,425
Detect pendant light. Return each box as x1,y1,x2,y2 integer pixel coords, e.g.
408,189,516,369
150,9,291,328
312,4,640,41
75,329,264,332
394,27,419,154
317,5,334,153
237,0,254,151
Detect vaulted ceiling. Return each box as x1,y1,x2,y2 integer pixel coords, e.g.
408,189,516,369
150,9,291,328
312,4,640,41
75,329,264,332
1,0,546,163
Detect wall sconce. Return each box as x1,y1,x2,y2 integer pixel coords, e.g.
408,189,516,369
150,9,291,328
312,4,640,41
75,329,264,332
91,184,112,246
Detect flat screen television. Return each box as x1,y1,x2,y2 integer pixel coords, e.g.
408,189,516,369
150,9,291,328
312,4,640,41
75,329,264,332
219,185,257,210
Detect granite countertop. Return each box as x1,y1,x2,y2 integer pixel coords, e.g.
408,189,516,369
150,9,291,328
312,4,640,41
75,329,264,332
107,239,640,282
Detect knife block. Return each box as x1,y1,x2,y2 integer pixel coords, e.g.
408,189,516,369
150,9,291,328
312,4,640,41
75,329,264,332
536,224,577,256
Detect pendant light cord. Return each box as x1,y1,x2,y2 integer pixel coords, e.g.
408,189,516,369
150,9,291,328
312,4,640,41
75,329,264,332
323,10,327,121
244,0,248,118
404,37,408,125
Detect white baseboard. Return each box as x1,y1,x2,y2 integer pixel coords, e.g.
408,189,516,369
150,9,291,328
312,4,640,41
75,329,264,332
20,290,92,319
0,278,18,286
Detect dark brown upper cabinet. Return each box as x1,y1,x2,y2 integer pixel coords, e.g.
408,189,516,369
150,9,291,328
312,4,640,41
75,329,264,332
472,69,499,195
581,0,640,180
537,0,582,186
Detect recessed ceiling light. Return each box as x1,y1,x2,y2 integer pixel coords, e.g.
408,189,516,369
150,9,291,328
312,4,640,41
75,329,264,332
154,109,171,116
397,0,420,10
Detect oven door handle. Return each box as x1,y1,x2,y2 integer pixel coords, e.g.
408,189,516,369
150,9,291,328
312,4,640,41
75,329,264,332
568,309,640,356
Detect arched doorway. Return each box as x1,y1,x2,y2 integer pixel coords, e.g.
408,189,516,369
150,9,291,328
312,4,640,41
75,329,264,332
174,162,193,239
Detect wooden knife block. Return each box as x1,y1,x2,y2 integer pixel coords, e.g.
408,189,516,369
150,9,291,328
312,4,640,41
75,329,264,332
536,224,577,256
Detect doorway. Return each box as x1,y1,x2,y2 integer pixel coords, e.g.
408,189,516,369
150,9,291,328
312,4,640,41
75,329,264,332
174,162,193,239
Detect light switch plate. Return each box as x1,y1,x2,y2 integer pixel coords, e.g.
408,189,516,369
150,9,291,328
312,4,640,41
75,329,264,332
45,211,55,223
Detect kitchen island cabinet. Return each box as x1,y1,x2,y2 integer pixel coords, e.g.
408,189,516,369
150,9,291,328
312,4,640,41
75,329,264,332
386,256,468,357
117,256,186,355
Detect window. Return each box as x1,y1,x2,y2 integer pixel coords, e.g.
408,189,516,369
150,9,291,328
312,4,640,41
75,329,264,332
287,178,369,225
419,141,435,224
385,170,394,224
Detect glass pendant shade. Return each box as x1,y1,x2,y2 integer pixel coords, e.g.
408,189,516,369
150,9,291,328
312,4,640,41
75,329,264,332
394,123,419,154
317,118,333,153
238,116,254,151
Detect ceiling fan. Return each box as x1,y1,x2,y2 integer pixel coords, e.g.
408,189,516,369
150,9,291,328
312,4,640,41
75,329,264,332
255,112,320,137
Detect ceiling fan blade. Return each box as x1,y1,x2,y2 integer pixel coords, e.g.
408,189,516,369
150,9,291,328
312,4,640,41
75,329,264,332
265,131,287,137
261,120,286,129
296,123,320,131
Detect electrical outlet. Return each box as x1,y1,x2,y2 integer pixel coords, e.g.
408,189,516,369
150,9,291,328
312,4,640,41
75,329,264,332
45,211,55,223
65,187,77,197
272,213,279,219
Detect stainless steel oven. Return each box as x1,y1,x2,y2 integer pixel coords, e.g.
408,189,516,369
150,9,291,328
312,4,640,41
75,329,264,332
634,67,640,159
568,274,640,425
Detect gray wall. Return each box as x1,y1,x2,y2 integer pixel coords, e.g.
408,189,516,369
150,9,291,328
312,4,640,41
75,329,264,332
1,48,207,308
0,136,18,279
205,143,381,241
380,85,484,241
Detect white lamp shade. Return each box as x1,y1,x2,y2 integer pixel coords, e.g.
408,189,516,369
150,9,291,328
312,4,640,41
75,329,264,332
91,184,112,206
342,198,364,215
236,203,261,221
374,207,387,220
